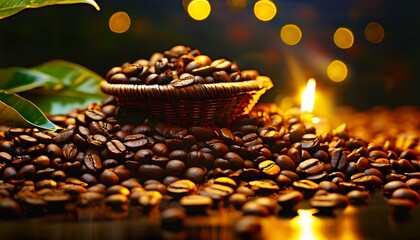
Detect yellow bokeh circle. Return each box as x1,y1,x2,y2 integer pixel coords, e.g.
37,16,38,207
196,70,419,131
187,0,211,21
280,24,302,45
254,0,277,22
333,28,354,49
327,60,348,82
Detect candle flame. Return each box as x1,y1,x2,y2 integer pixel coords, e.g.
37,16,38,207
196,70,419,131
301,78,316,113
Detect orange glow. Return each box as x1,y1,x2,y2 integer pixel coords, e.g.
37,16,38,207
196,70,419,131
109,11,131,34
301,78,316,113
334,27,354,49
365,22,385,43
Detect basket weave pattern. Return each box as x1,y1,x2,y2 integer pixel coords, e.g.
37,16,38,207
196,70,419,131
101,76,273,126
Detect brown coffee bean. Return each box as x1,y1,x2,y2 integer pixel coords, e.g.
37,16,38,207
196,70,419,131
167,179,197,197
258,160,280,178
297,158,324,176
310,193,349,211
277,190,304,211
106,139,126,157
124,134,152,150
53,127,75,143
331,149,348,171
100,169,119,187
293,179,319,197
84,153,102,171
62,143,78,160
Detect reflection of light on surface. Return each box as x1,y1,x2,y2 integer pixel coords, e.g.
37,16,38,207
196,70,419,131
226,0,247,10
334,27,354,49
365,22,385,43
281,24,302,46
254,0,277,22
327,60,348,82
340,207,361,240
301,78,316,113
187,0,211,21
109,12,131,34
291,209,320,240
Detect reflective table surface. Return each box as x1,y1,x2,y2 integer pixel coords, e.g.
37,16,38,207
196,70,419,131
1,193,420,240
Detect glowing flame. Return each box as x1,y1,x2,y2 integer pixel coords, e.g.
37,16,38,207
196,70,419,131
301,78,316,113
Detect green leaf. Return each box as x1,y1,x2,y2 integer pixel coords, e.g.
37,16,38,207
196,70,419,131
0,91,60,131
0,0,100,19
0,59,107,115
23,60,107,115
0,67,59,93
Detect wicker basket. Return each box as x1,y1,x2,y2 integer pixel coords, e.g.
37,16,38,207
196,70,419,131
100,76,273,126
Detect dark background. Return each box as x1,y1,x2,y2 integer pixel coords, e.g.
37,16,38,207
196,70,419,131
0,0,418,111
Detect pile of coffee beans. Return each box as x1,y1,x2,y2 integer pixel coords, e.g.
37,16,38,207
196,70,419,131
105,45,260,87
0,98,420,235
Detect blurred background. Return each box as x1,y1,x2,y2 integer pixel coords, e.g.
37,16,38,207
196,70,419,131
0,0,418,115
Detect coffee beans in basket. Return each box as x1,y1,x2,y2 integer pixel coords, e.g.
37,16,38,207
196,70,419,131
105,45,259,87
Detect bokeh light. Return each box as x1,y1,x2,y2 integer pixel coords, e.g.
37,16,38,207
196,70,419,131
365,22,385,43
187,0,211,21
109,11,131,34
327,60,348,82
280,24,302,45
333,27,354,49
226,0,247,11
254,0,277,22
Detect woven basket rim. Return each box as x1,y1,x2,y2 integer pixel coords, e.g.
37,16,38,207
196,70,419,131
100,76,273,99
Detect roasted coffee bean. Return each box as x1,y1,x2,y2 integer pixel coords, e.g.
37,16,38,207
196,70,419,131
383,181,409,197
53,127,75,143
143,73,158,85
138,164,165,182
84,153,102,171
297,158,324,176
85,109,106,122
138,190,162,210
258,160,280,178
387,198,417,215
301,134,320,150
406,178,420,191
105,193,129,210
62,143,78,160
350,172,383,189
87,134,107,148
346,190,370,205
331,149,347,171
180,195,213,215
310,193,349,212
241,200,271,217
0,198,22,219
275,155,296,171
293,179,319,197
228,193,248,209
165,160,186,177
100,169,119,187
167,179,197,197
32,155,50,170
277,190,304,211
160,207,187,231
234,215,263,240
106,139,126,157
391,188,420,204
248,180,279,195
124,134,151,150
318,181,339,193
183,167,206,184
